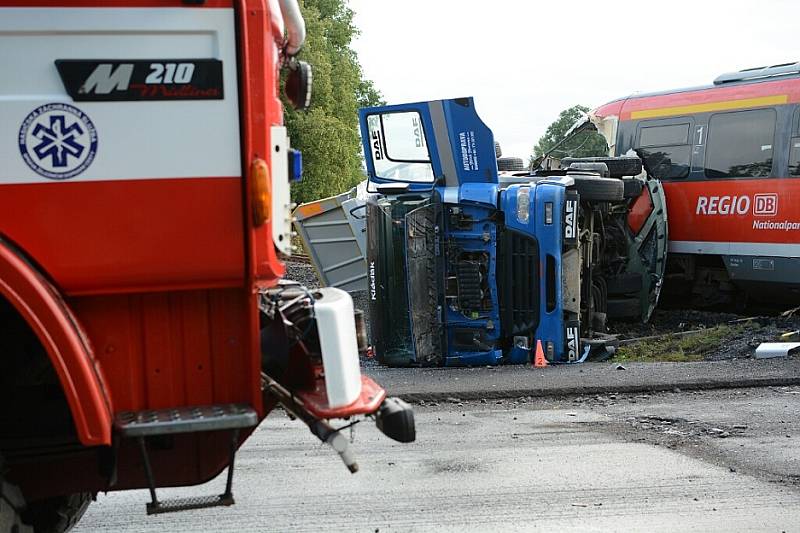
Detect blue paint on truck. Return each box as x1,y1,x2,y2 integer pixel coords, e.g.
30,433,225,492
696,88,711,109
361,98,580,366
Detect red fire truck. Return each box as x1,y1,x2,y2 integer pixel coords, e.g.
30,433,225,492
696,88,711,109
0,2,413,531
590,63,800,305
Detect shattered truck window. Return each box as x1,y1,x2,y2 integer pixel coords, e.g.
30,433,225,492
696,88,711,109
367,112,435,182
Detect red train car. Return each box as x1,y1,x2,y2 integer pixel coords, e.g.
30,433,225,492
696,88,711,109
591,63,800,305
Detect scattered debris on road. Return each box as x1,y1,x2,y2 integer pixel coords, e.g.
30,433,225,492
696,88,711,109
754,342,800,359
780,330,800,342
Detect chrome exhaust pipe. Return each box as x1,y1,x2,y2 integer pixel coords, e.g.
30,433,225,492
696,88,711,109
278,0,306,56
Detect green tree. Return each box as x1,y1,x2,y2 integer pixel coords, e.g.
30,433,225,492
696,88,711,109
284,0,384,204
531,105,608,164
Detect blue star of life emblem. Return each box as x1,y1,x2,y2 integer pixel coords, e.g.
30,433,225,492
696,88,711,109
18,103,98,180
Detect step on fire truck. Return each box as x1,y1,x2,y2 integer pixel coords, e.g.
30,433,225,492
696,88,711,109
0,2,413,531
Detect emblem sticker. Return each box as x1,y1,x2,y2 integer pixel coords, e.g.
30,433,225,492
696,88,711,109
55,59,224,101
18,102,98,180
563,191,580,246
565,320,581,362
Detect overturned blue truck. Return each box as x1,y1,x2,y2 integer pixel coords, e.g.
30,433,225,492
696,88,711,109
359,98,668,367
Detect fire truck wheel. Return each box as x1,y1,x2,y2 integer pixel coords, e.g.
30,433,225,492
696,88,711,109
570,175,624,202
21,493,92,533
497,157,526,171
0,458,33,533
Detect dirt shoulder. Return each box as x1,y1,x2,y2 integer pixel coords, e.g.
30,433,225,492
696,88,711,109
609,309,800,362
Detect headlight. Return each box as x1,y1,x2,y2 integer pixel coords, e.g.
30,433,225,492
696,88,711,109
516,186,530,224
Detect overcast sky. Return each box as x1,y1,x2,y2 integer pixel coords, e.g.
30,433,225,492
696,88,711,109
348,0,799,159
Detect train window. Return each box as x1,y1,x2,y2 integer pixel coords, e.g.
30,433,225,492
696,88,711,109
794,107,800,135
705,109,776,178
791,108,800,176
636,122,691,179
640,123,689,146
790,137,800,176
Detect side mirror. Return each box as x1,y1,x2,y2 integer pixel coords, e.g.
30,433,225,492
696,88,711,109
285,59,312,110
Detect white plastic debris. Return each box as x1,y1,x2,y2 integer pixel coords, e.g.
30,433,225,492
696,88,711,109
754,342,800,359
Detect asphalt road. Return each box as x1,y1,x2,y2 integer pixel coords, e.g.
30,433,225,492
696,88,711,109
75,386,800,532
365,358,800,401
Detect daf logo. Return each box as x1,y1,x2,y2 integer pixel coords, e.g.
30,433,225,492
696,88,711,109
566,325,580,361
564,199,578,240
371,128,383,161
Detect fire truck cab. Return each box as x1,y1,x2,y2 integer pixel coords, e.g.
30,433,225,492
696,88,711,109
0,2,412,531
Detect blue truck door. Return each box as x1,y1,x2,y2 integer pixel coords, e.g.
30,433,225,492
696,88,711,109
359,98,499,192
360,102,440,193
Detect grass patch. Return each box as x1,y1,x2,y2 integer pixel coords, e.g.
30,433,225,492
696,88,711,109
614,322,759,362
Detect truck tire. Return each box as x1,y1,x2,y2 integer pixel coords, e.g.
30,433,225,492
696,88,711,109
494,141,502,159
606,273,643,295
1,458,33,533
606,296,641,319
622,178,644,199
21,493,92,533
566,161,609,177
497,157,526,172
562,156,642,178
569,174,624,202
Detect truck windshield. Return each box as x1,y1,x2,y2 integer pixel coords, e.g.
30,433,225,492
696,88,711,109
366,112,434,183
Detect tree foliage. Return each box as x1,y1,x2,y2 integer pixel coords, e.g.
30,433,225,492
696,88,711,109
284,0,384,204
532,105,608,163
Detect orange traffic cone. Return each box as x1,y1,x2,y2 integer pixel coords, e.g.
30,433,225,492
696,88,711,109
534,339,548,367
